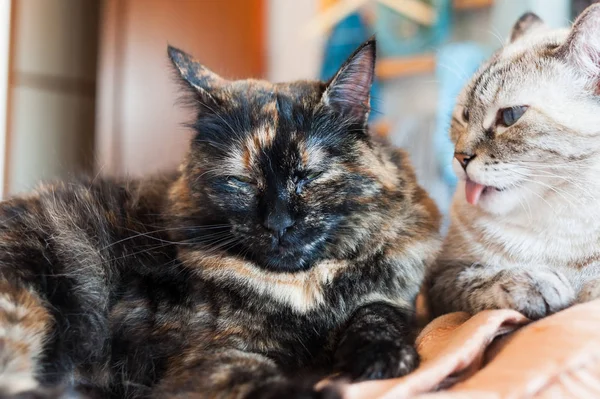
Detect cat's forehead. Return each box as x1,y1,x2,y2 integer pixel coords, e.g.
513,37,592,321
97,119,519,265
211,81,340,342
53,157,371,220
224,80,325,108
209,80,330,177
462,29,570,109
221,124,327,179
499,28,568,60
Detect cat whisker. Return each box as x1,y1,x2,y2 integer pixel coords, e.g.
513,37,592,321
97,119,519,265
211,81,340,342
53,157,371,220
512,167,597,199
519,184,557,213
438,62,468,82
99,225,231,251
517,176,585,210
487,27,506,47
513,183,533,222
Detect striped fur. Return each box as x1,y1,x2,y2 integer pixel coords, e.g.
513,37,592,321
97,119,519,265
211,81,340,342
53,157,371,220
427,5,600,320
0,39,441,397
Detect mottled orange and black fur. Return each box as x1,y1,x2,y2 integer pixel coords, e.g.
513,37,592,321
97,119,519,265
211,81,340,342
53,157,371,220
0,39,440,398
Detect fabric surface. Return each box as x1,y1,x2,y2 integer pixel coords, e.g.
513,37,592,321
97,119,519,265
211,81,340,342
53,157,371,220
335,299,600,398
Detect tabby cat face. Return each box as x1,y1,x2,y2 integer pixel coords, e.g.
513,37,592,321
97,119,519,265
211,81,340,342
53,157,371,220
451,6,600,216
169,40,384,272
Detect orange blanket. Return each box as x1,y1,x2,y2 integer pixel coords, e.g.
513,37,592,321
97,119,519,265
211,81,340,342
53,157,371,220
335,299,600,398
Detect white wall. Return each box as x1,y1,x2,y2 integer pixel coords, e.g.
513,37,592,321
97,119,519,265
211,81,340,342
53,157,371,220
7,0,99,195
0,0,11,199
267,0,323,82
489,0,570,44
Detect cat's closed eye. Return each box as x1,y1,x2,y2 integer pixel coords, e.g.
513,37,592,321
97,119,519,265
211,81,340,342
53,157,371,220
228,176,256,185
304,171,323,181
295,171,323,194
497,106,529,127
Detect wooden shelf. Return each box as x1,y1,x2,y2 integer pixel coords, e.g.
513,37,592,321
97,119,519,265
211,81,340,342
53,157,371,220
453,0,494,10
374,0,494,79
318,0,495,79
376,53,435,79
319,0,494,12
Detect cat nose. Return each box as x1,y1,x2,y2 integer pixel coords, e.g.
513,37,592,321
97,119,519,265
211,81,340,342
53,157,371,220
454,153,475,171
264,212,295,239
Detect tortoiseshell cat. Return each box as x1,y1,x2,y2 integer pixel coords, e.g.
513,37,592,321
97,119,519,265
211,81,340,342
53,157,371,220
427,5,600,319
0,39,440,398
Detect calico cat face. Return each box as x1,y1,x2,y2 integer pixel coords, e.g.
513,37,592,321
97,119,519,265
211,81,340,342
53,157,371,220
451,6,600,216
169,39,392,272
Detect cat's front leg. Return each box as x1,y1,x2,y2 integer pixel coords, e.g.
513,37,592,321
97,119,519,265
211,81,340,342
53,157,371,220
429,262,575,319
152,348,340,399
333,302,419,382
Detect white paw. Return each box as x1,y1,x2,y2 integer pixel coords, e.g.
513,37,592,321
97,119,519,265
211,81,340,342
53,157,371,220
490,269,575,319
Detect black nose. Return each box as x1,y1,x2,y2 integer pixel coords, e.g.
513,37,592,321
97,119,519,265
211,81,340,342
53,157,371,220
263,212,295,240
454,153,475,171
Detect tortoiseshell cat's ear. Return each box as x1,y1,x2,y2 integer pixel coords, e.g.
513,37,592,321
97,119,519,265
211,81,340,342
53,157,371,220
508,12,546,43
557,4,600,81
167,45,227,105
322,37,376,123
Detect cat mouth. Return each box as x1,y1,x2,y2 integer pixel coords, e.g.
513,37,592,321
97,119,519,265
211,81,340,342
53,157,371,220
465,178,504,205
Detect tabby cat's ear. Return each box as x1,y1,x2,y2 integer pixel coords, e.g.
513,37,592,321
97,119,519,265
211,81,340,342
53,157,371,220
322,37,376,123
168,45,226,106
557,4,600,80
509,12,546,43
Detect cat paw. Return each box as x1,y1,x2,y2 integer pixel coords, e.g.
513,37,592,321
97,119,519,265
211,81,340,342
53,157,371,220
246,381,341,399
334,339,419,382
491,269,575,319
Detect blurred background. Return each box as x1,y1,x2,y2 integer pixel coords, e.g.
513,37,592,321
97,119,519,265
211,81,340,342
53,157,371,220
0,0,594,220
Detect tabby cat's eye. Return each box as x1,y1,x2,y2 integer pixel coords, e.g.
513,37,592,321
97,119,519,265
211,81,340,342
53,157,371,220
498,106,529,127
229,175,255,185
462,107,470,122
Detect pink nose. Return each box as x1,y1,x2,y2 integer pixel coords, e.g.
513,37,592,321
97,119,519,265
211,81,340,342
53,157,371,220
454,153,475,171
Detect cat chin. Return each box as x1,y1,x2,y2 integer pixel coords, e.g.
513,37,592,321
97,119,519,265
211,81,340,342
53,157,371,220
467,187,521,216
259,253,317,273
241,230,331,273
244,245,321,273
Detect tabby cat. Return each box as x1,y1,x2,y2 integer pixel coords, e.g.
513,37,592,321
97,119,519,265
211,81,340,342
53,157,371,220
0,39,441,398
427,5,600,320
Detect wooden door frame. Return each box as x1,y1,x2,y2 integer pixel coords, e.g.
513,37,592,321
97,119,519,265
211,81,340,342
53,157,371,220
95,0,266,177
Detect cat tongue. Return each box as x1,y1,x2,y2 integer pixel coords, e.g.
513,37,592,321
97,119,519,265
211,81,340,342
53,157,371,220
465,179,486,205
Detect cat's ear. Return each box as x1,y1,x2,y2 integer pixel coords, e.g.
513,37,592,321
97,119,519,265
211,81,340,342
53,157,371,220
167,45,226,106
322,37,376,123
557,4,600,80
509,12,547,43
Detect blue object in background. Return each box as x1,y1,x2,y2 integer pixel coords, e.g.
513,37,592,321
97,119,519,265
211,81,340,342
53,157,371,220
434,42,486,189
320,13,381,122
376,0,452,57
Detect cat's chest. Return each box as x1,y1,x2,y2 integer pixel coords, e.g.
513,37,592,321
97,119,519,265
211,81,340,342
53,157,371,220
198,295,348,370
473,213,600,268
194,255,363,313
